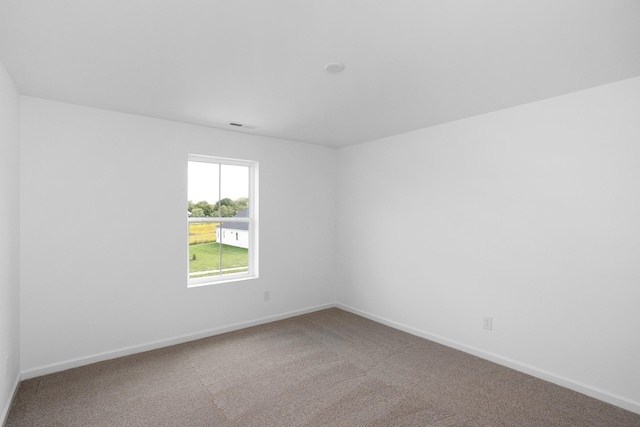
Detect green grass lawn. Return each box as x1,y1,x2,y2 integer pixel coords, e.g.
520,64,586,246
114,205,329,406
189,242,248,276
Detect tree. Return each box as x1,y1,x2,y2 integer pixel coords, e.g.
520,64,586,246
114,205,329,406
220,205,233,217
190,207,205,217
235,197,249,210
195,201,214,217
187,197,248,218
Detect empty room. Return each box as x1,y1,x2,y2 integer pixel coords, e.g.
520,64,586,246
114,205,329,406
1,1,639,426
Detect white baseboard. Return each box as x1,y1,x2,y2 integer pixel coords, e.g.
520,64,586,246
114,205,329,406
1,372,21,427
336,303,640,416
17,301,640,416
21,303,336,380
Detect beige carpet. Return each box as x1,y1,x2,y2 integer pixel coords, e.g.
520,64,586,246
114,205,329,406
6,308,640,426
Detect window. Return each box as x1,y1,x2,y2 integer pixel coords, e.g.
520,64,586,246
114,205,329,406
187,155,258,286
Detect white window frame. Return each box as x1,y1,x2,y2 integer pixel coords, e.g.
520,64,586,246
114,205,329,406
187,154,259,287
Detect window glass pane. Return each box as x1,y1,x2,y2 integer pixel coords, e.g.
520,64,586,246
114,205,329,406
220,164,249,217
188,222,249,278
188,161,219,218
220,224,249,275
188,222,221,279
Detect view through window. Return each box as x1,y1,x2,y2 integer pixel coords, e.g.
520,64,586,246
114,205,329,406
188,155,257,286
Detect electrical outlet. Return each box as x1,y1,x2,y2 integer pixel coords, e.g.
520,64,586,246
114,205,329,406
483,316,493,330
264,290,270,302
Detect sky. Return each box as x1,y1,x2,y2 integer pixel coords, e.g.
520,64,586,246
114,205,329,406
188,161,249,204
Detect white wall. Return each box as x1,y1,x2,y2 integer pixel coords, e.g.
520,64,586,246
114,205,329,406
0,60,21,423
20,97,337,374
337,77,640,412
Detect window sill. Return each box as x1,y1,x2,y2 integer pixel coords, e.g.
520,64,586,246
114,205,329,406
187,273,259,288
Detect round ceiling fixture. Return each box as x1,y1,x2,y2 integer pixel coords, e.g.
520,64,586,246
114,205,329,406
324,62,345,73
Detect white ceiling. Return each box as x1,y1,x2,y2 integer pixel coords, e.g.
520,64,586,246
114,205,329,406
1,0,640,147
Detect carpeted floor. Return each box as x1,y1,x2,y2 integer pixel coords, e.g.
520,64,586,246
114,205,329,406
6,308,640,426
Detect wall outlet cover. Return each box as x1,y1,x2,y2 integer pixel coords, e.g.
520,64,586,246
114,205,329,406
483,316,493,330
